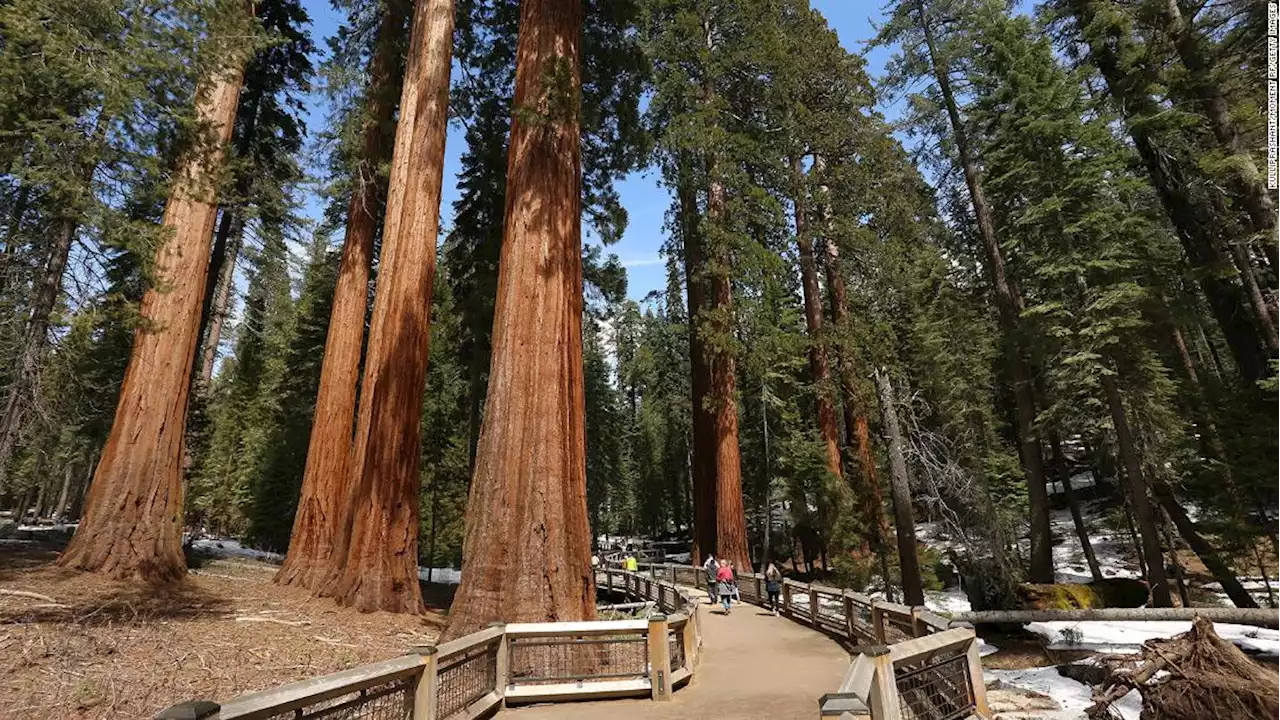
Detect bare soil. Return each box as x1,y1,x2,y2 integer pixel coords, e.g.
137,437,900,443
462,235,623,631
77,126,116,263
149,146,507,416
0,546,444,719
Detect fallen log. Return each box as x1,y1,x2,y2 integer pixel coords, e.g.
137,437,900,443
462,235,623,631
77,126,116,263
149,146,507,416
952,607,1279,629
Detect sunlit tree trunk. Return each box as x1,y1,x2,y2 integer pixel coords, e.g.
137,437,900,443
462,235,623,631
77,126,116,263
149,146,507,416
814,156,893,593
275,0,409,593
444,0,593,639
706,165,751,572
57,52,249,582
324,0,456,614
679,161,717,564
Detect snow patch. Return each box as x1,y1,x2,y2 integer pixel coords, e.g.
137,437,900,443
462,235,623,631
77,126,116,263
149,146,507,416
1025,620,1280,658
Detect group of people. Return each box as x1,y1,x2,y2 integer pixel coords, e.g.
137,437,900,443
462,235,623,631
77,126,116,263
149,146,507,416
702,554,784,615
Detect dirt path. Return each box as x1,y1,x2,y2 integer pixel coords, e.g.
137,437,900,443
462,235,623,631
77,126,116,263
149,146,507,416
506,589,851,719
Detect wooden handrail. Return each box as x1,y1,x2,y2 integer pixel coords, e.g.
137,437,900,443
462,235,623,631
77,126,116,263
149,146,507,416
218,654,423,720
505,619,648,637
887,627,974,665
435,625,504,659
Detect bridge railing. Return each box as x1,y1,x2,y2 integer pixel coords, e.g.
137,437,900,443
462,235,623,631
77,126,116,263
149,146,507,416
627,562,987,720
155,568,701,720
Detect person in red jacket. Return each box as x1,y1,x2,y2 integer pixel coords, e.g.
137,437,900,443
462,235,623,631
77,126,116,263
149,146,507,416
715,560,736,613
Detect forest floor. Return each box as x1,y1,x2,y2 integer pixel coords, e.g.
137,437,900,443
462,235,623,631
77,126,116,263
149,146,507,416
0,544,447,720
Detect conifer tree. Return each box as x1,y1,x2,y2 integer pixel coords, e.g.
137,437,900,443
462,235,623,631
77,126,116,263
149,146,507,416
59,1,259,581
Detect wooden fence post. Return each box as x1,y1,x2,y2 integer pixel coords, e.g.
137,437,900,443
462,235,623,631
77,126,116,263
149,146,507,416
647,614,672,701
669,564,677,584
412,645,438,720
754,574,762,602
808,583,819,627
871,601,887,644
782,581,793,615
153,701,220,720
487,623,509,706
681,609,699,669
867,646,902,720
910,606,926,637
843,591,856,640
965,633,990,717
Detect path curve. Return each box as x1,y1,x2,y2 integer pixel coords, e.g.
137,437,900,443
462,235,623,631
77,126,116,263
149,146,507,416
506,588,851,719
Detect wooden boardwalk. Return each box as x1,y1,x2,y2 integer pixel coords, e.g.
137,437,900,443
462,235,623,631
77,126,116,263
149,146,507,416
506,588,851,719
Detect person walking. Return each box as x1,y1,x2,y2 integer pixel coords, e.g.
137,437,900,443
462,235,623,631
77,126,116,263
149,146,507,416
702,553,719,605
625,553,638,572
716,560,736,613
765,562,782,615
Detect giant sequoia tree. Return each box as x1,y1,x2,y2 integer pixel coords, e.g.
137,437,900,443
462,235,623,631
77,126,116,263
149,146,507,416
276,0,410,592
445,0,595,640
58,8,255,581
324,0,457,614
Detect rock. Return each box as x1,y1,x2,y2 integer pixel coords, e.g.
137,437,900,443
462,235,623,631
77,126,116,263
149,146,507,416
1018,583,1102,610
986,685,1060,714
1057,656,1110,686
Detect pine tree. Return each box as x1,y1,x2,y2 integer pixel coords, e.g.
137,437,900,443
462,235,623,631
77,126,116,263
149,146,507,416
877,0,1054,583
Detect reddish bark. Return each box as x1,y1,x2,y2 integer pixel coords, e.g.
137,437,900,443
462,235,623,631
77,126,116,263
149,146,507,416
276,0,409,593
814,157,892,586
444,0,594,640
706,169,751,572
58,58,248,582
792,158,842,482
679,164,717,564
324,0,456,614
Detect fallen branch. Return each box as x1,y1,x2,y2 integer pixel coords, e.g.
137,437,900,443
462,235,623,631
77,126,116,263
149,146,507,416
313,636,357,648
0,589,59,603
953,607,1279,628
233,617,311,627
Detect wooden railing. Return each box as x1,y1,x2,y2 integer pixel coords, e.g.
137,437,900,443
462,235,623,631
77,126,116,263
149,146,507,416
818,628,988,720
629,562,987,720
154,569,700,720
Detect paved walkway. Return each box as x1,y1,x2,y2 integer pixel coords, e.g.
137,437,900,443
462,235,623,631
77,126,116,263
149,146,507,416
506,589,851,719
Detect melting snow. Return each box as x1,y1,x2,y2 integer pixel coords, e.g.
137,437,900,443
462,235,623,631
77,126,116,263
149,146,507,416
1025,620,1280,658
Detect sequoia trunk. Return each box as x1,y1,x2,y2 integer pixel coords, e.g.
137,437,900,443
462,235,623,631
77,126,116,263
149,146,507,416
276,0,409,592
679,160,717,564
58,54,248,582
815,157,893,589
325,0,455,614
444,0,594,639
706,169,751,572
792,158,842,482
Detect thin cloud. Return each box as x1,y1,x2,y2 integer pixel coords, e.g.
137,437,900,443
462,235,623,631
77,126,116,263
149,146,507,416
621,256,665,268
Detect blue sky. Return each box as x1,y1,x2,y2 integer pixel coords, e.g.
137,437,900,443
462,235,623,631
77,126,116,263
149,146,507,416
296,1,892,302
